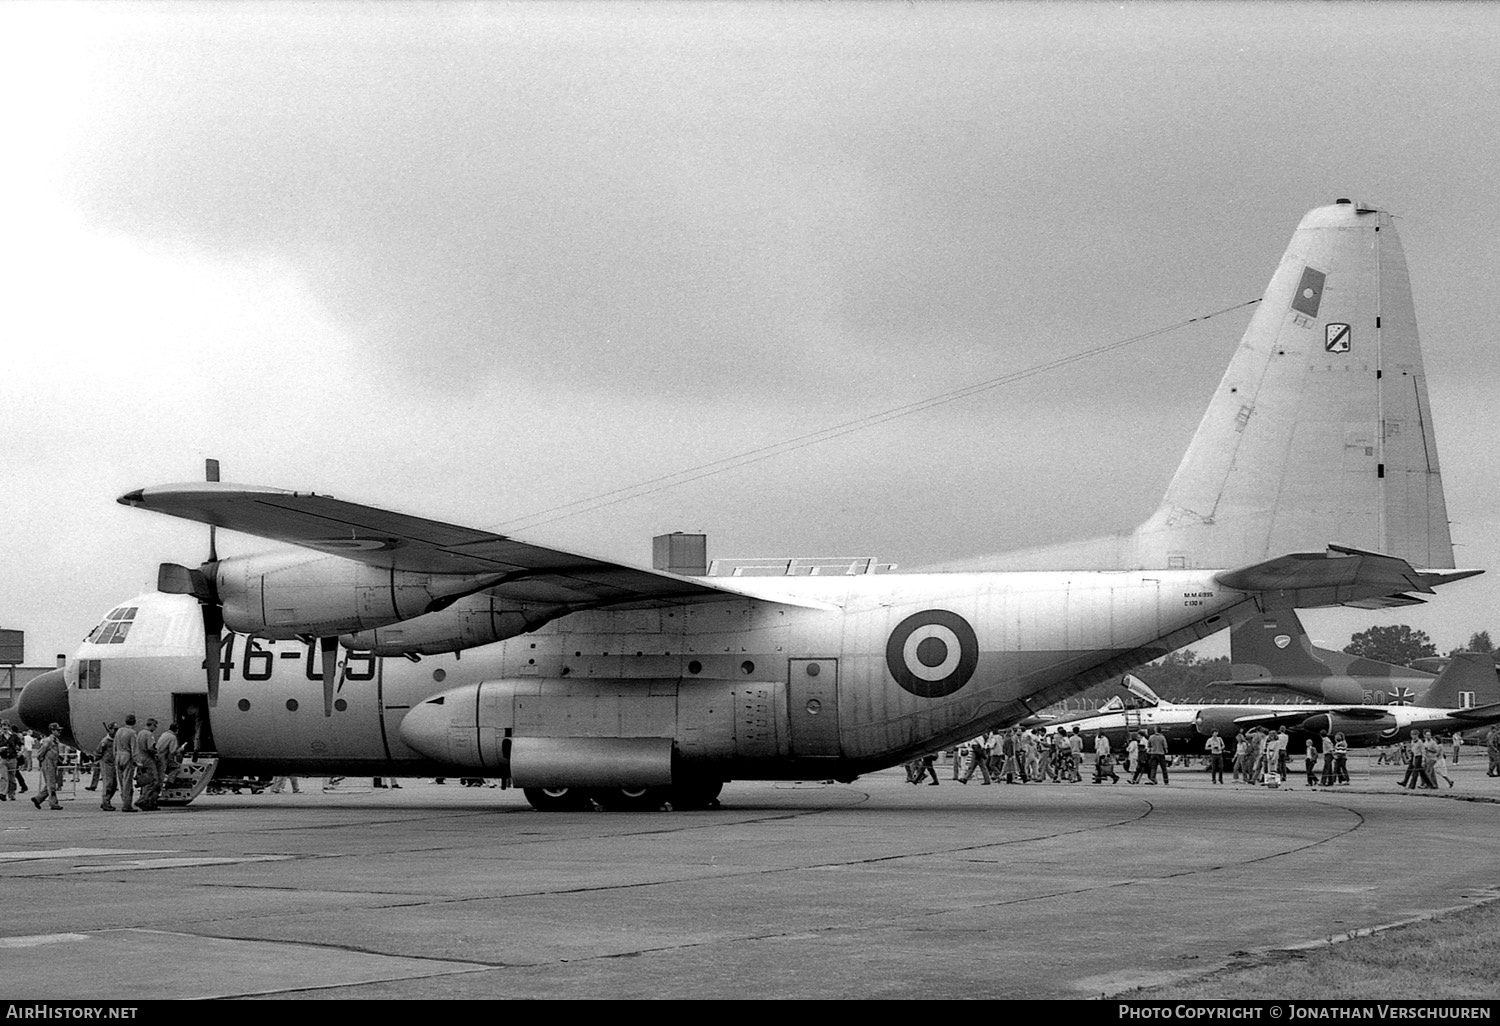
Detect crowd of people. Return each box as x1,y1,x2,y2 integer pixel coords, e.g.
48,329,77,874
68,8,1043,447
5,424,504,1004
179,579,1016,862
0,715,183,811
904,724,1500,790
905,725,1169,787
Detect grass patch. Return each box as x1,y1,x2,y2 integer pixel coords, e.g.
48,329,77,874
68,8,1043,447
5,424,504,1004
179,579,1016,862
1123,900,1500,999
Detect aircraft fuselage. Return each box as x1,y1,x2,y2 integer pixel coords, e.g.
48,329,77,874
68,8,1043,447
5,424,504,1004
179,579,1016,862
63,570,1250,782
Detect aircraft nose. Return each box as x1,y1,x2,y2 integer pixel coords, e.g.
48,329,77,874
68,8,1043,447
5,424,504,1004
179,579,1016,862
17,668,71,744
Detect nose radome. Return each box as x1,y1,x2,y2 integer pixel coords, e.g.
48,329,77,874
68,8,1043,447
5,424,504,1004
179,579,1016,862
18,668,71,744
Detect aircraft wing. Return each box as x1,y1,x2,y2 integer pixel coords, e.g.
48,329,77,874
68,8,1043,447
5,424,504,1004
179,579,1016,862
1449,702,1500,723
118,482,833,610
1215,545,1482,609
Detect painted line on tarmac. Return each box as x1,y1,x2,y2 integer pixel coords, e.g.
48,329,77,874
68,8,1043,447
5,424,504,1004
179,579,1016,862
0,933,91,949
68,854,298,872
0,847,176,861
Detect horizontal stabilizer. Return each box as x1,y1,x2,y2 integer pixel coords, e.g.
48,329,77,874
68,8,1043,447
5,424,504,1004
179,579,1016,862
1207,677,1369,704
1215,545,1481,610
1208,680,1292,692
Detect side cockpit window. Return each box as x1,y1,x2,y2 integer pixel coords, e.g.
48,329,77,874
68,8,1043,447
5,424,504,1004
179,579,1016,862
89,606,139,645
79,659,102,690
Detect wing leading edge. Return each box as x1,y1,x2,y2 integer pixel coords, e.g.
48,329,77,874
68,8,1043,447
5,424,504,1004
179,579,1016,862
118,482,830,610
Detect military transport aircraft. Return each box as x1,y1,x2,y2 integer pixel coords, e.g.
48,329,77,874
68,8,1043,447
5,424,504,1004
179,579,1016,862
1043,650,1500,755
17,200,1482,810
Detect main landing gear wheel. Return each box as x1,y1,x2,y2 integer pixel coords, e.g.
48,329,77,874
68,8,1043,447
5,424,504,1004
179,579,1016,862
591,786,668,812
522,786,591,812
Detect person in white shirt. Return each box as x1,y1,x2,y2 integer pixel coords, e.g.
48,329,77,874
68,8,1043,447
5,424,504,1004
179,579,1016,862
1092,733,1118,783
1205,730,1226,784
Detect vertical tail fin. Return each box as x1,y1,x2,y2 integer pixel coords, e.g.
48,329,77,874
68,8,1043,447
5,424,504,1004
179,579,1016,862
979,201,1455,574
1422,652,1500,710
1134,200,1452,570
1228,610,1333,680
1226,608,1436,704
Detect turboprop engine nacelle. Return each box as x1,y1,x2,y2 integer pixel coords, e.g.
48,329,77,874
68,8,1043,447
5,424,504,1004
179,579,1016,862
341,592,570,656
207,549,502,639
1194,708,1247,737
1298,712,1397,738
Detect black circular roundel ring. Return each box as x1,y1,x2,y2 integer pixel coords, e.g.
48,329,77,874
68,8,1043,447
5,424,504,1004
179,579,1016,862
885,609,979,698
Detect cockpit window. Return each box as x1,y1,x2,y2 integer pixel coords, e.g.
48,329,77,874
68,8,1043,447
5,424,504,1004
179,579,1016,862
88,606,138,645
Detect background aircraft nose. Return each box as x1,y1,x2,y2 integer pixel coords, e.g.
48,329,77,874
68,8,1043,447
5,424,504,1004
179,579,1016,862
17,667,71,744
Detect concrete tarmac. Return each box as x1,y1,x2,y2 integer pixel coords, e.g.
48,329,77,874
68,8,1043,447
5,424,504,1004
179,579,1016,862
1,754,1496,1000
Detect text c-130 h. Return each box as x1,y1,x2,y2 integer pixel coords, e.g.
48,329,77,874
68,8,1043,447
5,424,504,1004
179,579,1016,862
21,202,1479,810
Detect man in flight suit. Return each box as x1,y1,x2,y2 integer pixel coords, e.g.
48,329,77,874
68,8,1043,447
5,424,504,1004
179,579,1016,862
0,720,20,800
134,718,159,811
95,722,119,811
114,715,138,812
30,723,65,810
155,722,181,801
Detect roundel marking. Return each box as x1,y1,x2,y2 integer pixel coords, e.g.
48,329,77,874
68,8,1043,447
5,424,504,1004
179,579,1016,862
311,537,402,552
886,609,979,698
1274,634,1292,649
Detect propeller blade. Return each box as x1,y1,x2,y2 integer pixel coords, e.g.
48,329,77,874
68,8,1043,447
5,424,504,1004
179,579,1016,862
205,459,220,562
202,605,225,707
320,636,339,717
158,563,210,599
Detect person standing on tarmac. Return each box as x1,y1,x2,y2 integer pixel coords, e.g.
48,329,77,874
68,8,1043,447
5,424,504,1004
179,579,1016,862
959,734,992,784
114,715,138,812
31,723,65,810
155,722,181,797
0,720,21,800
95,723,119,811
1147,726,1170,785
1333,732,1350,785
133,718,159,811
1205,730,1226,784
1092,733,1119,783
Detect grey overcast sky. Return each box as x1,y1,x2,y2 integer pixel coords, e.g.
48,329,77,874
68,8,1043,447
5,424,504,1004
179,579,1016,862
2,1,1498,664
